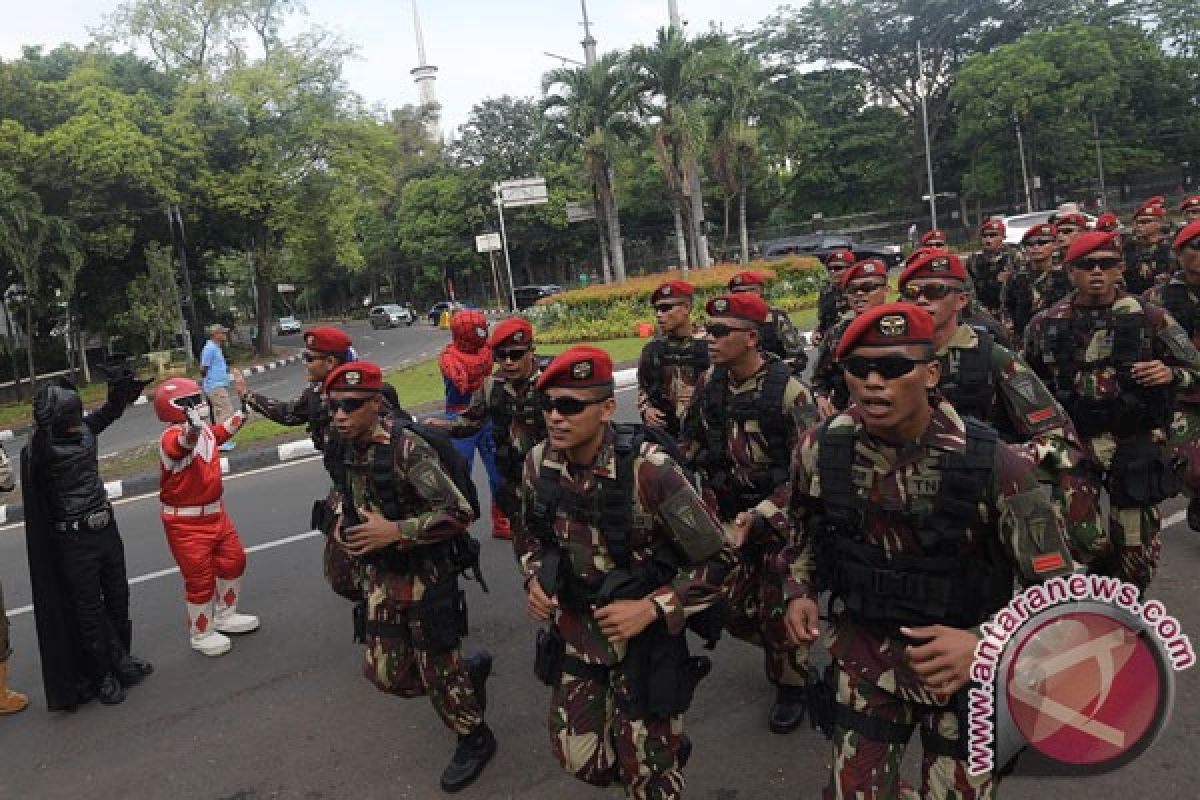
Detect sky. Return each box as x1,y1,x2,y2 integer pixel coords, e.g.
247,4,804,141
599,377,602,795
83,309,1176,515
0,0,785,134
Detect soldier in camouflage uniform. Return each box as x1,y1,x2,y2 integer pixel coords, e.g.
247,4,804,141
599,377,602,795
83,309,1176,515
521,346,734,800
1025,231,1200,589
728,270,808,374
637,281,709,440
812,259,889,419
323,361,496,793
781,302,1079,800
898,250,1103,561
1054,211,1089,261
1182,195,1200,225
433,317,547,559
814,249,856,345
681,293,820,733
1123,197,1176,295
1145,219,1200,530
1003,223,1072,338
967,219,1018,317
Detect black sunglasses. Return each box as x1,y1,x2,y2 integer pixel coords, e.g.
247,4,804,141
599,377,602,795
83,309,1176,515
538,394,611,416
1183,239,1200,251
654,303,685,314
1071,257,1124,272
329,396,375,413
925,240,946,247
846,282,886,296
1056,227,1079,235
494,347,531,363
841,355,930,380
1026,238,1056,246
705,322,755,338
302,352,323,363
900,283,962,301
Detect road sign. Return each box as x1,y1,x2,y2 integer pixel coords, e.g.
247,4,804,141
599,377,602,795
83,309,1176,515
566,201,596,223
475,233,502,253
277,283,296,293
497,177,548,208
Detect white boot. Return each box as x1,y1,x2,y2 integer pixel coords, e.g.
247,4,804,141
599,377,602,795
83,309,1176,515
214,577,260,634
188,601,232,657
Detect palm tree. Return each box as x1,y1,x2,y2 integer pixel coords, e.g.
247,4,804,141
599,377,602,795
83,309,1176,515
628,27,723,273
543,52,637,283
709,44,799,264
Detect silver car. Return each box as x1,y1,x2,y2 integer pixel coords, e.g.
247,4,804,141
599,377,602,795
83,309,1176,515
368,304,415,329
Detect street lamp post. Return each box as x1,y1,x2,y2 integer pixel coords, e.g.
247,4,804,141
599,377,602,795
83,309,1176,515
917,40,937,229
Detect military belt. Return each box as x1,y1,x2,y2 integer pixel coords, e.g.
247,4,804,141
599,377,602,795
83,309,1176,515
54,505,113,534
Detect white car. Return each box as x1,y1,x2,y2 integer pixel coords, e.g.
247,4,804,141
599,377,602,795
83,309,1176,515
276,315,302,336
1000,211,1098,245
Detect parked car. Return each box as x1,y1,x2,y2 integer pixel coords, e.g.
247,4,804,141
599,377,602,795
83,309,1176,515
368,304,415,329
760,234,904,266
276,315,302,336
1000,211,1098,245
427,301,466,325
513,284,565,310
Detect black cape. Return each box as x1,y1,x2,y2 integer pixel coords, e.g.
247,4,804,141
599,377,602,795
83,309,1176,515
21,441,89,711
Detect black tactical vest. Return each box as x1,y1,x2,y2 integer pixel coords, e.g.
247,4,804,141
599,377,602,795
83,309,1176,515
490,375,546,483
940,328,995,422
1160,281,1198,338
642,336,709,405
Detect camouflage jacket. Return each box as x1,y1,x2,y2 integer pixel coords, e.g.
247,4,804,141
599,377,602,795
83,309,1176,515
782,401,1077,702
810,316,852,405
764,307,808,372
681,359,819,535
244,382,328,449
1023,291,1200,410
1002,265,1072,336
1123,238,1175,296
447,369,546,483
636,330,708,427
816,283,847,338
339,421,476,604
1144,275,1200,405
968,247,1019,312
520,427,735,666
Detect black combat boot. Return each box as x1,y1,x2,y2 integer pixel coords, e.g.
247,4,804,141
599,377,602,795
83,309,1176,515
465,649,493,714
95,673,126,705
768,684,807,734
1189,497,1200,532
439,722,497,793
112,621,154,687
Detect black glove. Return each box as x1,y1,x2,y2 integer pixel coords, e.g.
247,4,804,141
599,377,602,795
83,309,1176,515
108,372,149,407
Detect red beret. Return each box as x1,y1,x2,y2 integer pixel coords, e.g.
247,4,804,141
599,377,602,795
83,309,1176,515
1063,231,1121,265
1021,223,1057,243
728,271,766,291
1095,212,1120,232
835,303,935,361
980,219,1006,235
488,317,533,349
535,345,613,391
898,252,967,287
838,259,889,289
304,326,352,355
920,229,946,246
825,249,856,270
705,293,770,323
902,246,942,270
1173,220,1200,251
651,280,695,304
1134,205,1166,220
325,361,384,393
1055,212,1088,229
1180,195,1200,213
450,310,489,351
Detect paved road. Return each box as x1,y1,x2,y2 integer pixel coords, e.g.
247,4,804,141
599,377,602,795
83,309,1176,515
1,390,1199,799
79,320,453,462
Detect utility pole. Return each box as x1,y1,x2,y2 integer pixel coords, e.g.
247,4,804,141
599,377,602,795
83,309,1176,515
668,0,682,29
580,0,597,66
917,40,937,229
1092,113,1107,210
1014,109,1033,213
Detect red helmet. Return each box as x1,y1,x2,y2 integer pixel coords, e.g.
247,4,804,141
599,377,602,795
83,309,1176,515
154,377,204,423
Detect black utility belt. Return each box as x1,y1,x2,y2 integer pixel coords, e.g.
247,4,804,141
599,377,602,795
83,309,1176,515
54,505,113,534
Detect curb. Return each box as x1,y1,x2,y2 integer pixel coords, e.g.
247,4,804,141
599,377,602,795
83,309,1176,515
0,352,306,443
0,438,321,526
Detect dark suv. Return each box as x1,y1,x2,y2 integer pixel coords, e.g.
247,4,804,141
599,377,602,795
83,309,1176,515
513,284,564,310
760,235,903,266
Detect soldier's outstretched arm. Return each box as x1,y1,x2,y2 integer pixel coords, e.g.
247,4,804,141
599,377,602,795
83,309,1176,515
243,386,312,427
444,381,489,438
392,432,475,547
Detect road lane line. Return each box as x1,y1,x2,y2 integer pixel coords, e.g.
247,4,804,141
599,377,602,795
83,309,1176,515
6,529,323,617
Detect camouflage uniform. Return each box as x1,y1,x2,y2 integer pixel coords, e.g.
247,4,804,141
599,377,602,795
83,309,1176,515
816,283,848,342
681,361,819,691
520,427,734,800
936,323,1102,560
1144,276,1200,500
1123,237,1175,295
967,248,1020,317
335,421,484,736
763,307,809,374
446,368,547,558
636,330,709,439
1024,291,1200,588
782,402,1078,799
1001,265,1072,337
811,316,854,412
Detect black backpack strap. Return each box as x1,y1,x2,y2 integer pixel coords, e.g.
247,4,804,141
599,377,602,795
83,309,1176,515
759,360,793,481
918,418,997,552
816,421,861,530
951,328,995,420
642,338,666,403
529,454,563,549
604,424,642,571
700,366,730,475
369,423,402,520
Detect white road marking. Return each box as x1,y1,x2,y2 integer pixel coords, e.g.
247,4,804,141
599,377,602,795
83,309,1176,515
6,529,323,617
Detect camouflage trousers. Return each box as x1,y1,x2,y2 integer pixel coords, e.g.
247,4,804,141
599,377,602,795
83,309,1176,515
824,664,993,800
1169,405,1200,495
549,664,685,800
723,549,808,687
1087,434,1163,590
361,569,482,737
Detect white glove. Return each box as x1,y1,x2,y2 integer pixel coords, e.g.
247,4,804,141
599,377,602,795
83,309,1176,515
185,406,205,436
